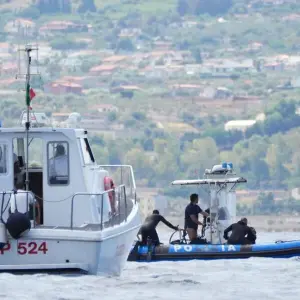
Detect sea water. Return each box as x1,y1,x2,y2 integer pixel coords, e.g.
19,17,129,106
0,231,299,300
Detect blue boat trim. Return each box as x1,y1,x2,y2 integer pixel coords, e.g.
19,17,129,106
127,240,300,262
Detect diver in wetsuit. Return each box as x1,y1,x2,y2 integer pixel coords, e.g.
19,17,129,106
223,217,254,245
139,210,179,246
245,226,257,244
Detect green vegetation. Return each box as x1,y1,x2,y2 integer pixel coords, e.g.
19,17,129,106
237,192,300,215
84,100,300,194
1,0,300,213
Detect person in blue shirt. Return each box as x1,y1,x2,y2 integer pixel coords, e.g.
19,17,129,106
184,193,209,242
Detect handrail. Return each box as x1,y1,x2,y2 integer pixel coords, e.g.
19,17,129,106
0,186,131,230
97,165,136,189
70,184,127,229
98,164,137,204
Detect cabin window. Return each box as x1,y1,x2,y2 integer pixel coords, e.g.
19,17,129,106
13,137,43,168
0,144,8,174
79,138,95,165
47,142,69,185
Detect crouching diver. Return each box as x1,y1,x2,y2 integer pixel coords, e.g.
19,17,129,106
139,210,179,246
223,217,256,245
246,226,257,244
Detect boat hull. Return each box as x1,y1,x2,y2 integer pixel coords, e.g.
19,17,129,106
0,203,141,276
127,241,300,262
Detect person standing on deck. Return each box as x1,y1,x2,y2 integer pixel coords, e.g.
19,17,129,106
184,193,209,242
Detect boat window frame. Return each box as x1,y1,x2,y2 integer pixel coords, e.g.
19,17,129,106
47,141,70,186
13,137,43,169
0,142,8,176
78,137,95,165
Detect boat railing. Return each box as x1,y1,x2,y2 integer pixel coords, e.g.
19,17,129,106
70,184,129,230
98,165,137,204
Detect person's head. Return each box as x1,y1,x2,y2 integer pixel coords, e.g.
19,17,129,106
153,209,159,215
190,193,199,204
55,144,65,157
240,217,248,225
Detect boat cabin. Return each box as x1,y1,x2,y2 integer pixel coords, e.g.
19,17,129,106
0,127,114,228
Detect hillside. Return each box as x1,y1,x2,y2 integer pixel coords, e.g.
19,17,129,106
1,0,300,214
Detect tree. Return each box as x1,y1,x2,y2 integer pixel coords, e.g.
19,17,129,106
263,112,284,136
153,139,167,154
196,0,233,16
248,157,270,186
248,135,269,159
36,0,71,14
116,38,135,52
19,7,41,19
181,137,219,175
124,148,154,180
107,111,117,122
191,47,203,64
276,100,296,118
254,192,275,214
265,140,290,186
132,112,146,121
181,112,195,123
77,0,96,13
142,139,154,151
177,0,189,16
92,146,109,164
120,90,134,99
156,154,179,182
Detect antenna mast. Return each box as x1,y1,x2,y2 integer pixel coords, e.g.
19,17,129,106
16,44,40,191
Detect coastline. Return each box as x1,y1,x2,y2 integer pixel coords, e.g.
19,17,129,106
161,214,300,232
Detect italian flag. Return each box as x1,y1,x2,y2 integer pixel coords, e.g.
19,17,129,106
26,83,36,108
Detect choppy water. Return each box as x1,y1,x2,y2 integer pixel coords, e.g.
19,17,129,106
1,231,300,300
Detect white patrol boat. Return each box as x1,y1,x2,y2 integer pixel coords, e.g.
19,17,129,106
0,45,141,276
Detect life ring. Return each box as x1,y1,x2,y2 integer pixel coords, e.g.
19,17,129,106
104,176,116,214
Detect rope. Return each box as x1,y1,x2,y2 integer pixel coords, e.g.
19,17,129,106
34,194,74,203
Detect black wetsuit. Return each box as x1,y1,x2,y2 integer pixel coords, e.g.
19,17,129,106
245,227,257,244
139,214,177,245
223,221,252,245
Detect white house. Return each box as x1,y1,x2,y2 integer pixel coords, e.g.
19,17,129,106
224,120,256,132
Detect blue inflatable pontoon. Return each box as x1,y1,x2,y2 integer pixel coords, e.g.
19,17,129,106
128,237,300,262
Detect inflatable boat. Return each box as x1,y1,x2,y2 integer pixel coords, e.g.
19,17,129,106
128,230,300,262
128,162,300,262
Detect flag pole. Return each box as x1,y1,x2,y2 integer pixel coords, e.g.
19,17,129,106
24,46,32,192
